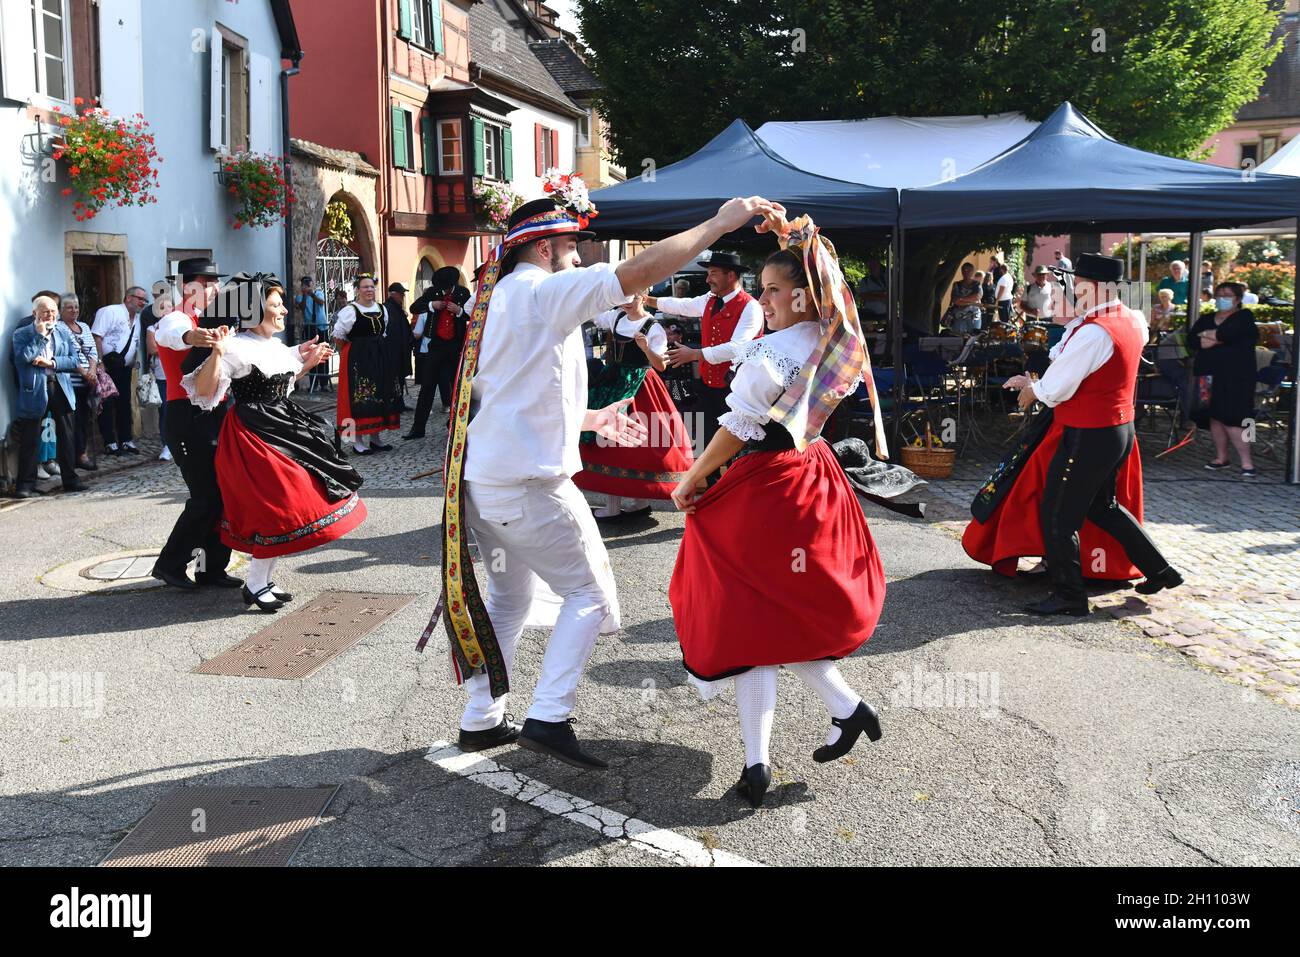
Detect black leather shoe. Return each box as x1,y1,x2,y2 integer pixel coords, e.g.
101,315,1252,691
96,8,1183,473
1016,567,1049,580
370,440,392,452
518,718,608,770
1135,566,1184,595
268,583,293,602
196,572,244,589
459,716,523,753
77,459,99,471
735,763,772,808
152,565,199,590
1024,594,1090,617
402,431,425,440
242,584,284,612
61,481,88,493
620,505,653,519
12,487,38,499
121,444,140,455
813,701,883,763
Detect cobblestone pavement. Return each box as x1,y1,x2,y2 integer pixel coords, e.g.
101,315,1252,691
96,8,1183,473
37,389,1300,708
921,415,1300,709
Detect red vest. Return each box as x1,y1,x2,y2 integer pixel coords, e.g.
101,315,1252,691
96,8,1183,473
158,312,198,402
1055,304,1144,428
700,290,755,389
434,306,455,341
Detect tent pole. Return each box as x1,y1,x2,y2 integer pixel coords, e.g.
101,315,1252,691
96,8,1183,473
1139,239,1147,286
890,228,906,453
1289,216,1300,484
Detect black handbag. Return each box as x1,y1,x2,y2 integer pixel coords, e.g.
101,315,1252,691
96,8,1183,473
970,408,1054,523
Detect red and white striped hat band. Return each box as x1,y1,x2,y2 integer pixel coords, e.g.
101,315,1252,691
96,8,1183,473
501,209,583,252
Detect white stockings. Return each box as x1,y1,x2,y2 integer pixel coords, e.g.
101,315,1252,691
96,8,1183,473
733,662,864,762
246,556,279,595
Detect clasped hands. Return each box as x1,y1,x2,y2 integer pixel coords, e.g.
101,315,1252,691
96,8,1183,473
1002,374,1039,412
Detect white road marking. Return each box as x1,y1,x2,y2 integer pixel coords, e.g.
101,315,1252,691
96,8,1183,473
425,741,762,867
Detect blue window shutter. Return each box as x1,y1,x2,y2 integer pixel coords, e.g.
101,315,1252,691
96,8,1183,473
502,126,513,181
398,0,413,39
471,116,485,176
431,2,445,54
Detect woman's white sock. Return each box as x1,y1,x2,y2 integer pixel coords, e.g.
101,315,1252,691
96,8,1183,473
734,666,778,767
786,661,862,746
246,557,273,595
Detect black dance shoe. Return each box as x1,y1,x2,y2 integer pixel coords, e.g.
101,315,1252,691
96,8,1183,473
370,439,392,452
619,505,652,519
402,431,425,440
352,446,375,456
268,583,293,602
1024,594,1090,617
242,584,284,613
518,717,608,770
458,716,523,753
735,764,772,808
196,572,244,589
812,701,883,763
1135,566,1184,596
152,564,198,590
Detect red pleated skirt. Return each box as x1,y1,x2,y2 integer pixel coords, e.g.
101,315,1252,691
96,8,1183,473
574,369,695,499
215,413,368,558
962,418,1145,580
669,439,886,681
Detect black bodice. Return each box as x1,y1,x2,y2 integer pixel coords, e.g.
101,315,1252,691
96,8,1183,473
232,366,294,404
347,306,385,339
604,314,653,369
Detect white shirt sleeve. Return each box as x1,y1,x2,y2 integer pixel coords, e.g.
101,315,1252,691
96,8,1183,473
1031,323,1114,407
333,305,358,340
155,312,193,351
645,322,667,358
90,306,116,342
180,338,249,411
411,314,427,338
592,308,622,332
701,297,765,365
533,263,627,339
653,292,710,317
716,344,792,441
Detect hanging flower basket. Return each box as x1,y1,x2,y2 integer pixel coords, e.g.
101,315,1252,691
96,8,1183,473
472,179,522,232
218,152,295,230
51,99,160,222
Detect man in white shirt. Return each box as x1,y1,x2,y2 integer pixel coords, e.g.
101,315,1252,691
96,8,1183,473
1018,265,1056,320
994,266,1015,323
1003,253,1178,616
1054,248,1074,303
91,286,147,455
443,194,775,770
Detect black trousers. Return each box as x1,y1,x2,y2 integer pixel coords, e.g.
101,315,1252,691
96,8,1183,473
694,384,732,484
71,386,95,460
411,344,458,435
1040,421,1169,603
16,386,78,489
156,399,231,578
97,362,134,446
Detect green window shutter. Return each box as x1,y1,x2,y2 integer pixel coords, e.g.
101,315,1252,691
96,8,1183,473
431,2,445,54
397,0,413,39
421,117,435,174
471,116,485,176
502,126,514,180
392,106,408,169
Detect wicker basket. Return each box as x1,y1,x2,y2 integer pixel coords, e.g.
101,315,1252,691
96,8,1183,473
900,444,956,479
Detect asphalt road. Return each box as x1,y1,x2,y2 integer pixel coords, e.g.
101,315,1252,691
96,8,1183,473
2,474,1299,867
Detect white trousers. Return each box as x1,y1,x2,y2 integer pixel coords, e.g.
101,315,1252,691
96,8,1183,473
459,477,620,730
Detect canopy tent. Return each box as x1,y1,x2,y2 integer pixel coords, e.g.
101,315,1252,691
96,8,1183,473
755,112,1038,188
586,119,897,244
902,103,1300,232
1257,135,1300,175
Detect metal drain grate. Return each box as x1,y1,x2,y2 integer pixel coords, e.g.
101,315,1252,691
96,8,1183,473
100,786,338,867
193,591,417,680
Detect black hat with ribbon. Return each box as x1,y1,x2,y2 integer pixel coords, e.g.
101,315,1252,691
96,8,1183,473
1051,252,1124,283
697,250,745,273
204,271,286,330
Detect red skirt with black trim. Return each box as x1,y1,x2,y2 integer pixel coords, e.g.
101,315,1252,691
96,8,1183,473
962,418,1145,580
574,369,695,499
215,413,368,558
669,439,885,681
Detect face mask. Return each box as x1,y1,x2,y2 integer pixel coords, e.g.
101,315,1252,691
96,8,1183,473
1215,297,1235,312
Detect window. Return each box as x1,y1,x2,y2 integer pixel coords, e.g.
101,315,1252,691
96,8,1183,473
31,0,69,101
415,258,435,297
210,26,249,152
534,123,557,175
1240,142,1260,168
1261,134,1280,161
437,118,463,174
577,108,592,148
399,0,444,55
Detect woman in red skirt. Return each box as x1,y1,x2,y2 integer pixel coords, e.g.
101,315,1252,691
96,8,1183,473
963,409,1145,581
670,209,887,807
184,274,367,612
575,297,694,520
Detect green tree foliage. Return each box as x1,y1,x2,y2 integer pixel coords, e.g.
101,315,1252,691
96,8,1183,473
577,0,1282,325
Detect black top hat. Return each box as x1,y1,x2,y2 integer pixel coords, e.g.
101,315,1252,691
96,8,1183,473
698,250,745,273
1053,253,1124,283
169,257,226,280
507,198,595,242
432,266,463,290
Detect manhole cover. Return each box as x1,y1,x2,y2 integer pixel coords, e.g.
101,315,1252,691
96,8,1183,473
101,786,338,867
82,556,158,581
43,549,248,594
193,591,417,680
